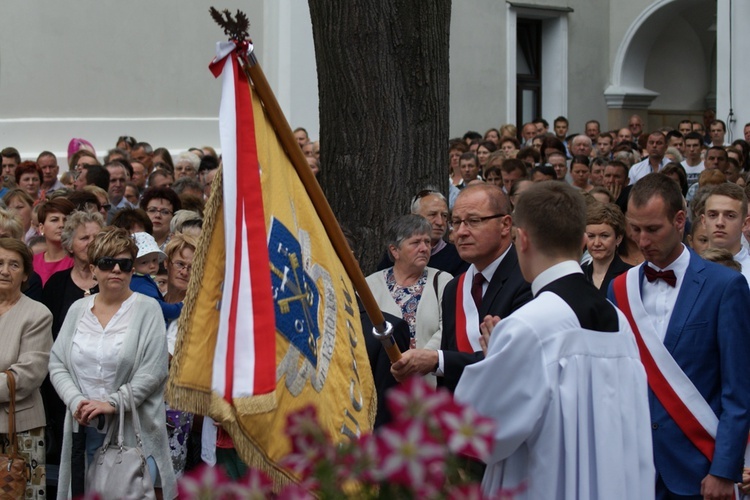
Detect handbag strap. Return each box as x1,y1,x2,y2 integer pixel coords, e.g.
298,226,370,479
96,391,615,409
4,370,19,457
125,384,145,448
116,391,125,448
101,391,122,450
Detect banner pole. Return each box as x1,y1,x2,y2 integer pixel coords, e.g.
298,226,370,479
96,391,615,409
238,52,401,363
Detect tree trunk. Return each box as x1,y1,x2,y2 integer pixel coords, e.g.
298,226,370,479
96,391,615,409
309,1,451,273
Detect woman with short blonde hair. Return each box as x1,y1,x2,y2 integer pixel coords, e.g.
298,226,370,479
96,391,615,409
50,227,176,499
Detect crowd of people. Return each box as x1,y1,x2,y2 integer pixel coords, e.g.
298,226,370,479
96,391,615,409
0,137,218,499
367,113,750,499
2,110,750,499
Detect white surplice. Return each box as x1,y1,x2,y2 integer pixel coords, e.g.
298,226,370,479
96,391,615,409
455,289,654,499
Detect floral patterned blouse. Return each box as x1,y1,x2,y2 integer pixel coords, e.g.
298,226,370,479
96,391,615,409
385,267,428,342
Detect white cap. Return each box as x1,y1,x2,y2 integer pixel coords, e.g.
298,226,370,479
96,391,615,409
132,232,167,262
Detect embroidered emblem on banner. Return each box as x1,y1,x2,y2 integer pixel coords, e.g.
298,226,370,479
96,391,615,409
269,218,321,366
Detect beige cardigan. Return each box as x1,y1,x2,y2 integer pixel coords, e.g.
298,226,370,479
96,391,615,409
0,294,53,433
366,266,452,350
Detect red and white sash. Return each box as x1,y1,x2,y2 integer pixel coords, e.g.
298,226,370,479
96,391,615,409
454,271,483,353
614,267,729,461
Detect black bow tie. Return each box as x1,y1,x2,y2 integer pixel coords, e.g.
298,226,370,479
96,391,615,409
644,266,677,287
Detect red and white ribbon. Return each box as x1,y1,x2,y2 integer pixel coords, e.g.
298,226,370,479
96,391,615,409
209,41,276,404
454,271,483,353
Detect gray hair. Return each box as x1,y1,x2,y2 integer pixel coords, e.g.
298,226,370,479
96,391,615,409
384,214,431,263
170,209,203,234
133,142,153,154
571,135,593,148
409,187,447,214
0,209,23,240
61,210,105,254
172,177,203,195
104,148,130,163
613,150,637,167
665,147,683,163
176,152,201,172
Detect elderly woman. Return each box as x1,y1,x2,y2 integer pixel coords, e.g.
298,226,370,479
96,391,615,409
14,161,43,201
162,233,198,476
174,152,200,180
163,232,195,299
0,210,43,302
3,189,35,243
0,238,53,499
140,187,182,250
34,198,76,286
366,215,452,353
49,227,176,499
42,211,104,336
170,210,202,238
581,202,632,294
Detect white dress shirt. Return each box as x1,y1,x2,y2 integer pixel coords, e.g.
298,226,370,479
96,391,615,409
71,293,137,401
641,244,691,342
628,157,671,186
734,247,750,287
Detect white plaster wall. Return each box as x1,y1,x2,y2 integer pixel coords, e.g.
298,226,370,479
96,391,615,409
0,1,322,165
262,0,319,141
609,0,655,71
565,0,611,132
716,0,749,142
448,1,508,137
644,17,709,111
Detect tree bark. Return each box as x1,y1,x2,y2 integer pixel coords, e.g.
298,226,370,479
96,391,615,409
309,1,451,273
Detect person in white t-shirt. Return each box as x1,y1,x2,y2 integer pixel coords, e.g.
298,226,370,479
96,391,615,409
702,183,750,285
680,132,705,187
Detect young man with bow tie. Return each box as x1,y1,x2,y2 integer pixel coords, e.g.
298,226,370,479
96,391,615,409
610,173,750,499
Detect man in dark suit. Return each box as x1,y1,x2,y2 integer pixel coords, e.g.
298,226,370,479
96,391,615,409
609,173,750,499
391,184,531,392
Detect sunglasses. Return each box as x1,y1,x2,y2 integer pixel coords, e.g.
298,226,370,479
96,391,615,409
96,257,134,272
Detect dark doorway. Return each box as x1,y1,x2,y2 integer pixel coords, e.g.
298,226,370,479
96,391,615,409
516,18,542,128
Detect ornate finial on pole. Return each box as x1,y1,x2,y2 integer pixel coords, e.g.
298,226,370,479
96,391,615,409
209,7,250,43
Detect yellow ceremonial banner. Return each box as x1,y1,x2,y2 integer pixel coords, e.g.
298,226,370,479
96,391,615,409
167,61,376,486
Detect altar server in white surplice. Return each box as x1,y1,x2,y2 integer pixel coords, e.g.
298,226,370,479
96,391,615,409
456,181,654,500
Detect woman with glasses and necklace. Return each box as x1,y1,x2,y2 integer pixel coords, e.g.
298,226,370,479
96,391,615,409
366,215,452,386
162,232,198,477
49,227,176,499
140,187,182,251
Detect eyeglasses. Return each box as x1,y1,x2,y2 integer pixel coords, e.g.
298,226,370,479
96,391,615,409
171,260,192,273
449,214,506,230
147,207,173,217
101,204,112,212
96,257,134,272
